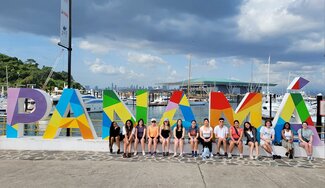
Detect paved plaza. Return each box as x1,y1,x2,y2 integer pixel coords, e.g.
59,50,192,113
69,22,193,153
0,150,324,187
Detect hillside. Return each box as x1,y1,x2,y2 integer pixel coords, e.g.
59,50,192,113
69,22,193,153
0,53,83,92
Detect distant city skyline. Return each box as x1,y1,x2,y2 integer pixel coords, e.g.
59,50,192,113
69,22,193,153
0,0,324,95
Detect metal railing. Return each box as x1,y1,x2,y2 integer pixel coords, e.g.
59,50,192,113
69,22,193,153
0,116,324,142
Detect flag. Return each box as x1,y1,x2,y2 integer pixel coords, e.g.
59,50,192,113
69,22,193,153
59,0,70,48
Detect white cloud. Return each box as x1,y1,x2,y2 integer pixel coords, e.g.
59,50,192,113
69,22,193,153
205,59,218,69
252,59,325,90
79,40,110,54
287,38,324,52
237,0,321,41
127,52,166,67
86,58,142,78
49,37,60,45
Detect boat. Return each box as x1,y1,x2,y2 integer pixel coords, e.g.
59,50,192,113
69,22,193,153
189,98,207,106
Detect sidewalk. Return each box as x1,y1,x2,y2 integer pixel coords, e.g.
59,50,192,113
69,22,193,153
0,150,324,188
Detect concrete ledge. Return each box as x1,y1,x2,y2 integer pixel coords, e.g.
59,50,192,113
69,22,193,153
0,136,324,158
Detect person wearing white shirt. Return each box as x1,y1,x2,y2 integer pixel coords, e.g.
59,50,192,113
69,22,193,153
214,118,229,157
122,119,135,158
260,120,281,160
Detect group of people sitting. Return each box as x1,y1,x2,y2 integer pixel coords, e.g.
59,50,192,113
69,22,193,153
109,117,315,160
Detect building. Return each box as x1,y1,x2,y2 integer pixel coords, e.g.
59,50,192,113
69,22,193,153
158,78,276,95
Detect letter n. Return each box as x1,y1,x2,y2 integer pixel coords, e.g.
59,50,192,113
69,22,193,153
102,90,148,140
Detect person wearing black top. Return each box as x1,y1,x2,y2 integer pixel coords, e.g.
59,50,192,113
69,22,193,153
109,121,121,154
160,118,171,156
243,121,259,159
173,119,185,157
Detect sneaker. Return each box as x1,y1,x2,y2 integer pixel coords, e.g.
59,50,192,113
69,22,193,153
148,152,152,156
191,151,194,157
250,155,254,160
224,152,228,157
134,152,137,156
210,153,214,158
239,154,243,159
110,148,113,154
307,156,311,160
117,149,120,154
228,153,232,158
289,154,293,159
194,151,198,158
142,151,146,156
254,155,259,160
272,155,276,160
128,153,131,158
180,153,183,157
166,152,169,156
285,152,289,157
173,153,177,157
216,152,220,157
163,152,166,156
153,152,156,157
123,153,127,158
310,156,314,161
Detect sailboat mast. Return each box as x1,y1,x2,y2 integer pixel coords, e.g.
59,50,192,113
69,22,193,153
188,54,191,98
267,55,270,95
6,65,8,90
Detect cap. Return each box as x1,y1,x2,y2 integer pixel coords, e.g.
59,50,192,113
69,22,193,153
164,118,169,122
151,118,157,122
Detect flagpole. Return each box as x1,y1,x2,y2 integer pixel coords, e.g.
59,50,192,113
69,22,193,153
58,0,72,136
66,0,72,136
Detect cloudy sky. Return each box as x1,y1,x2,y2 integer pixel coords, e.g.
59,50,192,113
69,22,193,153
0,0,324,93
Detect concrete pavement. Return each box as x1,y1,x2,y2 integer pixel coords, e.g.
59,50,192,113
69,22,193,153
0,150,324,188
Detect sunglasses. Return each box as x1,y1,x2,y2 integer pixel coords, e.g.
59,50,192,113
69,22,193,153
151,121,156,123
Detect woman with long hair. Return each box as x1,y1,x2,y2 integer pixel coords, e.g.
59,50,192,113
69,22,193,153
281,122,294,159
122,119,134,158
244,121,259,159
109,121,121,154
134,119,146,156
173,119,185,157
160,118,171,156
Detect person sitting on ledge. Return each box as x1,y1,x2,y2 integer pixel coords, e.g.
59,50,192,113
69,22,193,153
281,122,294,159
298,121,314,161
214,117,229,157
160,118,171,156
260,120,281,160
134,119,146,156
244,121,259,159
228,120,243,159
147,118,159,157
122,119,134,158
200,118,213,158
188,119,199,157
109,121,120,154
173,119,185,157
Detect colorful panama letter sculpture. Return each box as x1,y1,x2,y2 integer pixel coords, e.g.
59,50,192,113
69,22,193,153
159,91,195,129
209,92,262,129
43,89,97,139
6,88,51,138
102,90,148,140
273,77,323,146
